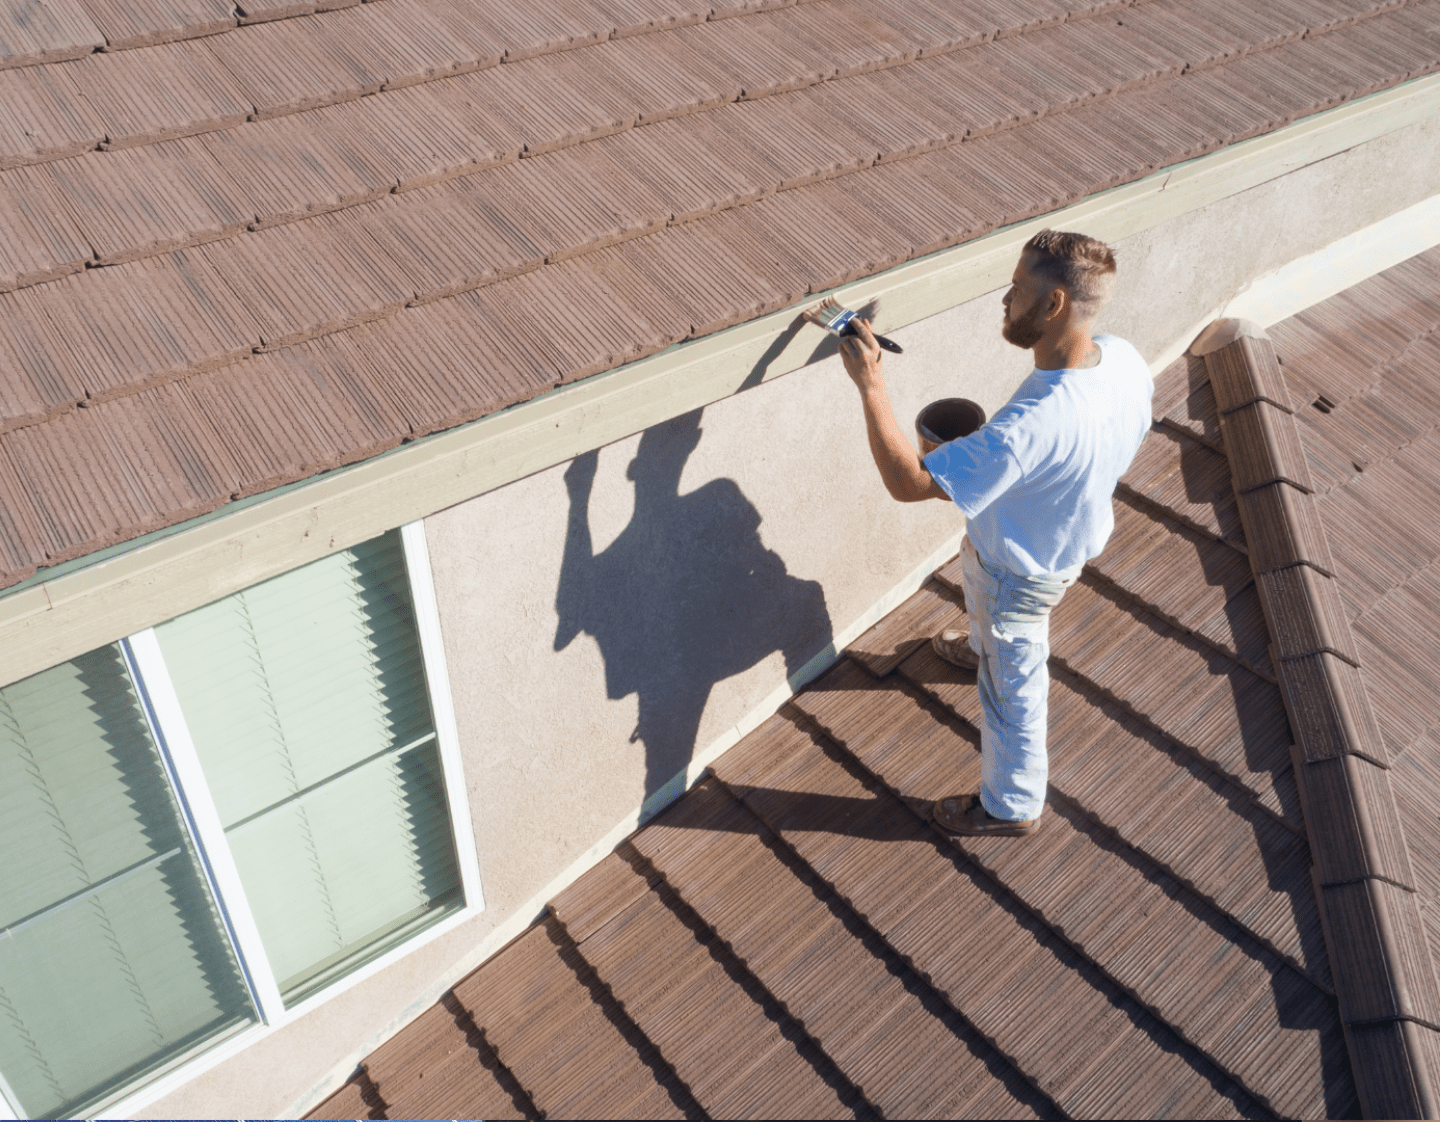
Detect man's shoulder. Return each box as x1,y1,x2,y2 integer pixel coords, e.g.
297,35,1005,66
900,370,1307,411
1096,335,1151,376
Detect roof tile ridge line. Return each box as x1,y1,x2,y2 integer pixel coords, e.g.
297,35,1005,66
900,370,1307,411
1204,324,1440,1121
1043,603,1304,837
608,823,882,1118
779,695,1314,1115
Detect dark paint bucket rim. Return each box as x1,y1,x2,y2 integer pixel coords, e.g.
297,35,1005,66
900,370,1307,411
916,397,987,446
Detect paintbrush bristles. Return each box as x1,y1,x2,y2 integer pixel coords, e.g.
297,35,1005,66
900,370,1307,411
805,297,855,334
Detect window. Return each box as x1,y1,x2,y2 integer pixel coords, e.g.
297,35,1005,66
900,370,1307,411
0,525,479,1120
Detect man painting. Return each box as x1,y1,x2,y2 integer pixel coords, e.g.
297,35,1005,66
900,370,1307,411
837,230,1152,836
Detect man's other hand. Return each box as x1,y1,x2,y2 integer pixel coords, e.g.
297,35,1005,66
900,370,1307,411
839,317,885,392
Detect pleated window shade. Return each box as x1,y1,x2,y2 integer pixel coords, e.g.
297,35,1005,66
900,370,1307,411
0,646,254,1121
153,530,463,1003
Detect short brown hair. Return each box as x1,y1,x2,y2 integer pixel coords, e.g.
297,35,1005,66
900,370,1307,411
1022,229,1117,313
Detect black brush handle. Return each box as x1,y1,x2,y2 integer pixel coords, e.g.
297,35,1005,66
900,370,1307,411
839,320,904,354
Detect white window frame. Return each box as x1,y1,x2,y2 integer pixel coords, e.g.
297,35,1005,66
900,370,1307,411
0,520,482,1121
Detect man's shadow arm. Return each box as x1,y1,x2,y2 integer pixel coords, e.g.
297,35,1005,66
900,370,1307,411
554,449,599,652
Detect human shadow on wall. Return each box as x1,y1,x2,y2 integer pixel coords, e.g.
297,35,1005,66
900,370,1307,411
554,409,833,804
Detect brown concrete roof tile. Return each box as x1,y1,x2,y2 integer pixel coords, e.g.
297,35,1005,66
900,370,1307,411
1280,651,1387,768
569,860,861,1119
1323,877,1440,1026
773,1,920,78
0,179,91,295
1050,579,1294,812
454,919,693,1119
1303,752,1415,888
865,0,990,55
1235,482,1337,578
0,0,104,68
674,15,837,101
0,64,105,168
205,17,375,117
461,0,612,63
1259,562,1362,664
1218,398,1316,494
40,142,248,264
633,779,1039,1118
67,39,249,147
74,0,234,50
588,30,740,125
362,1001,524,1119
1046,677,1322,978
232,0,311,25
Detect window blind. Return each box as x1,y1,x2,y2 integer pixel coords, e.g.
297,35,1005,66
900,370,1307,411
0,646,253,1120
154,531,462,1003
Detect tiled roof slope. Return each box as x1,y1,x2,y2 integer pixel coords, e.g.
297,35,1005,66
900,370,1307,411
2,0,1440,591
308,352,1358,1120
1200,244,1440,1118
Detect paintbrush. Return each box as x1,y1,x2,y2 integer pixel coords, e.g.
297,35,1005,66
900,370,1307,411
805,297,904,353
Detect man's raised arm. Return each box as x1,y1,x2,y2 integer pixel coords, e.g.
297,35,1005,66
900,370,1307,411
838,318,950,504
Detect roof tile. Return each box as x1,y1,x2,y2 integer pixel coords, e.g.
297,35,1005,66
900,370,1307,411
1207,335,1294,414
198,115,394,228
362,1001,524,1120
0,171,92,293
454,919,692,1119
1322,877,1440,1027
205,17,376,117
571,865,860,1119
1302,753,1415,888
460,0,612,62
40,140,249,264
0,0,104,68
1219,398,1316,494
1258,563,1361,665
0,63,105,168
74,0,233,49
1235,481,1337,577
1279,651,1387,767
868,0,991,54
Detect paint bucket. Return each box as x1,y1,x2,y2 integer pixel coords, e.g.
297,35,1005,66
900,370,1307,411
915,398,986,455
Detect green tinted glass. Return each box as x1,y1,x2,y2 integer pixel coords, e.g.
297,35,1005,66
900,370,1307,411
155,531,462,1004
0,646,254,1119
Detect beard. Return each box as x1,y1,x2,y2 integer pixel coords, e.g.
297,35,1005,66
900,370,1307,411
1002,299,1046,349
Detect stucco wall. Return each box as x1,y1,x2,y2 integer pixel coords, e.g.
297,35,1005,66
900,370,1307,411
139,110,1440,1120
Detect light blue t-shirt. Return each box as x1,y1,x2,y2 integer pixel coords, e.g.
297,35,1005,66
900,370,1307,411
923,334,1153,576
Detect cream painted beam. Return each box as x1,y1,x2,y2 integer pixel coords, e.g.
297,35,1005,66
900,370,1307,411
3,71,1439,687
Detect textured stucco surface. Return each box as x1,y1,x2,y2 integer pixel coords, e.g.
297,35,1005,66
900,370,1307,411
140,114,1440,1120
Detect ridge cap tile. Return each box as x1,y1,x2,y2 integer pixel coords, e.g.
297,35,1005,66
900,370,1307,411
1277,650,1388,768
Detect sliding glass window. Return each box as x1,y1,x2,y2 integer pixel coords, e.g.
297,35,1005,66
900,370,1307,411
0,527,472,1119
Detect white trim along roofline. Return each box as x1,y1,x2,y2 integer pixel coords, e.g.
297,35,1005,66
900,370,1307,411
2,70,1440,690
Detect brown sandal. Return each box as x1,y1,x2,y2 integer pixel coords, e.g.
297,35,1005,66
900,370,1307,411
931,629,979,670
931,794,1037,837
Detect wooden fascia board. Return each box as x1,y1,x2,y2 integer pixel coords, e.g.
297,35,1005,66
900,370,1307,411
2,71,1439,688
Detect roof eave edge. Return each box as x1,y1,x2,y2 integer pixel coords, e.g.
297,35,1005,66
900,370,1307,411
1204,326,1440,1121
2,72,1440,687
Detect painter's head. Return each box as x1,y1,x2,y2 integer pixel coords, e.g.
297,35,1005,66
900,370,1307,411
1002,229,1117,349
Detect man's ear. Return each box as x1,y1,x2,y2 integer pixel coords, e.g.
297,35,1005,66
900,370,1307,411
1046,285,1068,321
